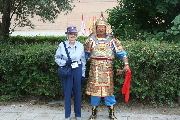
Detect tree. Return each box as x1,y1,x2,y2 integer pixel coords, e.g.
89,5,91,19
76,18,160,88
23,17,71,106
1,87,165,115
107,0,180,40
0,0,74,41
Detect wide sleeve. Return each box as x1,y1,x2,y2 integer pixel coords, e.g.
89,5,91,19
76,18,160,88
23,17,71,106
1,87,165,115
111,38,127,59
84,37,93,60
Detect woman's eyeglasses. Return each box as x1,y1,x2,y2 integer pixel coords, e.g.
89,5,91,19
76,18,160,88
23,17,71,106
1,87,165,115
69,33,77,36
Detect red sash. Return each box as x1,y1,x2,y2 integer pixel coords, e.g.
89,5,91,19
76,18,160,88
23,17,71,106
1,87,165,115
122,69,131,102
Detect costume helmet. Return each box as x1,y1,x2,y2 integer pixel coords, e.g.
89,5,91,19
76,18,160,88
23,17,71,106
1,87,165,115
92,12,112,34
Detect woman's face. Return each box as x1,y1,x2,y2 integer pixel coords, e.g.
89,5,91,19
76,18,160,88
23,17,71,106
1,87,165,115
68,32,77,43
96,25,106,35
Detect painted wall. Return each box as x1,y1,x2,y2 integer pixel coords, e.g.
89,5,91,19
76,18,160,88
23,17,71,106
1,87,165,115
1,0,118,36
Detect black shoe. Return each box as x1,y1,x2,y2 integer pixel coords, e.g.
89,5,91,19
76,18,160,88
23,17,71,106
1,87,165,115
108,105,117,120
89,106,98,120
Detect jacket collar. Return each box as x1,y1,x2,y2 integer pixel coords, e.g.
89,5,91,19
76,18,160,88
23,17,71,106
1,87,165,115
66,40,77,48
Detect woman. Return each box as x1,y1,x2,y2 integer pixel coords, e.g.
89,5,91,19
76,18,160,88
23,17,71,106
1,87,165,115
55,26,86,120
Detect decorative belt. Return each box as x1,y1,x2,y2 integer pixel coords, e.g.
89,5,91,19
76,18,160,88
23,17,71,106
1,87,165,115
91,58,113,61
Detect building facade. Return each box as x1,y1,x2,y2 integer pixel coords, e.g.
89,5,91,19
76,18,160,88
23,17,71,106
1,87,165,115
1,0,118,36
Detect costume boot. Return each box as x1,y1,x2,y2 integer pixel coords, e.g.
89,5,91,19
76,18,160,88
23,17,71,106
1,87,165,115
89,106,98,120
108,105,117,120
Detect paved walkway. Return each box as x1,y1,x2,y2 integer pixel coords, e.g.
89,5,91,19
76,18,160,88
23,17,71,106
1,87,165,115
0,102,180,120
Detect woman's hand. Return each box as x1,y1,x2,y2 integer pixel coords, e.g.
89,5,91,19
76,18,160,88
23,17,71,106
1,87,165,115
81,77,85,84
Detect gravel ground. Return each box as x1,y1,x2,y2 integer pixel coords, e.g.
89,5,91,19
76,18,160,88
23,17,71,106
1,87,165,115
0,98,179,120
0,98,179,116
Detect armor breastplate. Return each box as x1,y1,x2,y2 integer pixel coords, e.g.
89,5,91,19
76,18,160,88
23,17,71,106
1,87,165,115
91,36,114,60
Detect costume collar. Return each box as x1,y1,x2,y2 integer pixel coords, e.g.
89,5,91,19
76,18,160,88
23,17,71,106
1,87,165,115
96,34,109,40
96,33,108,39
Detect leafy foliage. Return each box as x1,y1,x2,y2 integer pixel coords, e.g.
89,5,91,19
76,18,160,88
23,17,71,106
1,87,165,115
107,0,180,41
114,40,180,105
9,35,67,44
0,0,74,29
0,0,74,40
0,36,179,106
0,36,87,100
165,14,180,42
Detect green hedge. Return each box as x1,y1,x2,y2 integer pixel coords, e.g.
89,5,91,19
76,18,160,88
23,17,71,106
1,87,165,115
113,40,180,105
0,36,179,105
0,42,61,100
9,36,67,44
8,36,87,44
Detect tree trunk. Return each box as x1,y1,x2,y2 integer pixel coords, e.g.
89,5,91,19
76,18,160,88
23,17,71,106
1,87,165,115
1,0,11,41
0,22,2,37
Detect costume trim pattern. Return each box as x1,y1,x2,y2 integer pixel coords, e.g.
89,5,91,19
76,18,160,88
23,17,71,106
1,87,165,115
85,34,125,97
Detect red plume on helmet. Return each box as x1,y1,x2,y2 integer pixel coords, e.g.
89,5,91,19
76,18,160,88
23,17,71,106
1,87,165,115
101,12,104,18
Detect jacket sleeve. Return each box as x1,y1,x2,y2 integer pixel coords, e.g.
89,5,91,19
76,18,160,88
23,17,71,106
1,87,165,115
81,45,86,77
54,43,66,66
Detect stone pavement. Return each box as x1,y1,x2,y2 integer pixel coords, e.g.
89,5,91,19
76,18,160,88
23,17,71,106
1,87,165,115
0,102,180,120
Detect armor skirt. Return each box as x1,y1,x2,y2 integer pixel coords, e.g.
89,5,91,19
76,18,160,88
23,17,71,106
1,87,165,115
86,58,114,97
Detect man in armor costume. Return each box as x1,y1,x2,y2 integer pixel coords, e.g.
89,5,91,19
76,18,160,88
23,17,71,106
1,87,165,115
84,13,130,120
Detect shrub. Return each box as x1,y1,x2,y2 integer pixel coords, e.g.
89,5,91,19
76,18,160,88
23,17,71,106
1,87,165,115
0,42,62,99
114,40,180,105
0,36,179,105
